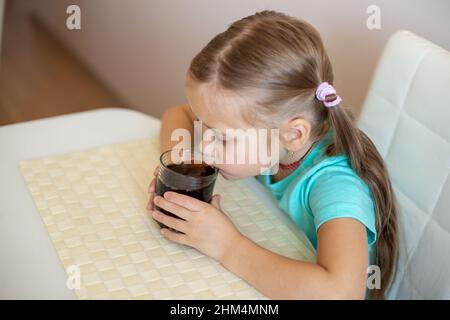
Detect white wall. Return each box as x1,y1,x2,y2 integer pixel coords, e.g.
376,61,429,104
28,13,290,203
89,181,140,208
28,0,450,118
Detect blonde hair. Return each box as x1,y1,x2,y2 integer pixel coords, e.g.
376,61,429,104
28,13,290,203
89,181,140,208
188,10,398,299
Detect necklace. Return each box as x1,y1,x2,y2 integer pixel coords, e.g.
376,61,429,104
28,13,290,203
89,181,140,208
279,138,321,172
278,160,300,171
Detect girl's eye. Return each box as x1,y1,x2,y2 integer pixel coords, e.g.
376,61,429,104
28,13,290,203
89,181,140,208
216,133,227,144
211,128,233,144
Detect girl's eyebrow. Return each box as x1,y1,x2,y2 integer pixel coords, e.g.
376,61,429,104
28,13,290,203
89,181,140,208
188,103,218,131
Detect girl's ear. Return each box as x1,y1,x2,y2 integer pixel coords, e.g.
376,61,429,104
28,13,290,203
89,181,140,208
280,117,311,152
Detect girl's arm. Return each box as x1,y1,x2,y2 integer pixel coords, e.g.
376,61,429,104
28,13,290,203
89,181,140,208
220,217,369,299
159,104,196,152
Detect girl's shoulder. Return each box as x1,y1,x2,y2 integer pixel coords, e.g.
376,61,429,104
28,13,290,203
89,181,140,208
291,151,374,212
303,154,377,246
305,152,372,198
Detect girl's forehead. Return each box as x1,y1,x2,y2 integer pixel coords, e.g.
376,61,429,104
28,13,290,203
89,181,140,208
186,80,252,130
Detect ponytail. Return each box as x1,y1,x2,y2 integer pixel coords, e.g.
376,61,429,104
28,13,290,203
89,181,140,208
327,105,399,299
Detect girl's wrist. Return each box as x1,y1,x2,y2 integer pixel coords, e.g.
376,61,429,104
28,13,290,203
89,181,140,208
218,232,248,266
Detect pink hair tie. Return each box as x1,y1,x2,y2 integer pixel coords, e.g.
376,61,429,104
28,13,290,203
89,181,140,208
315,82,342,108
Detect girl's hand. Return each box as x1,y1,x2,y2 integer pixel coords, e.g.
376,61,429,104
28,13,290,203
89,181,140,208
151,191,243,262
146,166,159,211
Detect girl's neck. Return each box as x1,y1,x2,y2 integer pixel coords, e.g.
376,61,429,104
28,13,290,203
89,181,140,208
272,124,328,183
279,139,315,166
271,139,315,183
280,123,328,165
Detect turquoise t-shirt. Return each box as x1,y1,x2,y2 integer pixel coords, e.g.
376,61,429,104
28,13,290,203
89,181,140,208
258,129,377,265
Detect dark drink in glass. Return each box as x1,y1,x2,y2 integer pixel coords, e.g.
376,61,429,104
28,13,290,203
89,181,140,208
153,149,218,230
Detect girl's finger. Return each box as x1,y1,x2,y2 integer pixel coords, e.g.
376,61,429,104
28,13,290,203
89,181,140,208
152,210,189,234
160,227,190,246
153,196,192,220
162,192,206,211
147,178,156,193
146,192,155,210
146,165,159,209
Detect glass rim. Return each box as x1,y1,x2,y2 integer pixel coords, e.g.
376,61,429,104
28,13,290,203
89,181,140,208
159,149,219,181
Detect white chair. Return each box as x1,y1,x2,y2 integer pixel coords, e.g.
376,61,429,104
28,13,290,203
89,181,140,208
358,31,450,299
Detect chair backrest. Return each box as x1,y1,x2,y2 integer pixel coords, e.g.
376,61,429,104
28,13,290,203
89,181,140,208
358,31,450,299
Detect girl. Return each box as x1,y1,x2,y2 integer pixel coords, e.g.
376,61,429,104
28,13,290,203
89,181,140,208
147,10,398,299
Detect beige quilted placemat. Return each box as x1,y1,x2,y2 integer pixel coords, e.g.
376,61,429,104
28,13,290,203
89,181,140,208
19,138,315,299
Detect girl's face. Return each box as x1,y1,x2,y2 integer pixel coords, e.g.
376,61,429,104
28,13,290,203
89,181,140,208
184,75,280,180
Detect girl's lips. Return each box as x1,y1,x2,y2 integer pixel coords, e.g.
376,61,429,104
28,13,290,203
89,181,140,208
218,169,241,180
219,169,232,178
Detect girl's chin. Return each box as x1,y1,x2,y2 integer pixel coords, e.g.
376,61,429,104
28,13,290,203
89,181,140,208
219,170,242,180
218,170,257,181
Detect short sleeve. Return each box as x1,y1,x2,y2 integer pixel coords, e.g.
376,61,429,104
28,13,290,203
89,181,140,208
308,168,377,246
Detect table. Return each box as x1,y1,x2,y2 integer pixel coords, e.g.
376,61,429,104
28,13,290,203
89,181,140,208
0,108,315,299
